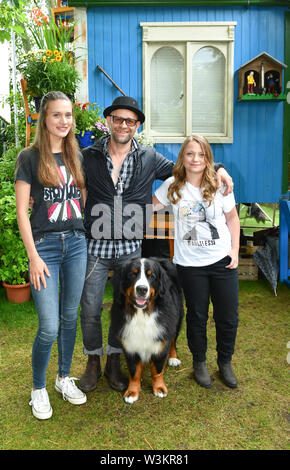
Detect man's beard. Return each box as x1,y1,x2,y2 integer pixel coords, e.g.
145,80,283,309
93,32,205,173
110,126,133,145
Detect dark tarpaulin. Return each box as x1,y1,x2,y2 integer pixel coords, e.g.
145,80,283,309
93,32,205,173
253,241,279,296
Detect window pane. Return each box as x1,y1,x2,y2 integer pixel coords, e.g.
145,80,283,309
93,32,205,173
192,47,225,133
151,46,184,133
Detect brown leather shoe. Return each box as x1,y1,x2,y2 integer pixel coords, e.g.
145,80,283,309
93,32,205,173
104,353,128,391
79,355,102,392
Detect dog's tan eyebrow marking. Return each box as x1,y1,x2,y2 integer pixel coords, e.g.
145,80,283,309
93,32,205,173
147,269,152,275
133,268,138,274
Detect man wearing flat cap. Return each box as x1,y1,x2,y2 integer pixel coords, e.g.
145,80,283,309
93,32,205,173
79,96,233,393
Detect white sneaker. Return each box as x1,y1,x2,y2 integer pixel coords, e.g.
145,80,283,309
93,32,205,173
55,376,87,405
29,388,53,420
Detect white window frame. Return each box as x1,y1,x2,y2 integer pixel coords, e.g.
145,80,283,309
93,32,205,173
141,22,237,144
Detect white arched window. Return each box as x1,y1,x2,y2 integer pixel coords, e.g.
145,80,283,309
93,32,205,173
141,22,236,143
192,46,225,134
151,47,184,134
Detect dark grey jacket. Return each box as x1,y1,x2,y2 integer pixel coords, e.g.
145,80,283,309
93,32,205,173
82,138,174,240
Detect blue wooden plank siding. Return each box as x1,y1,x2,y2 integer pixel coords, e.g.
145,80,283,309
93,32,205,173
86,5,288,203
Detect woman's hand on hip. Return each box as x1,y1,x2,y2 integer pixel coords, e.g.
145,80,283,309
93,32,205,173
29,254,50,290
225,249,239,269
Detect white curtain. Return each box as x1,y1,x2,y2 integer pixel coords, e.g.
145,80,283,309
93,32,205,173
192,46,225,133
150,46,184,133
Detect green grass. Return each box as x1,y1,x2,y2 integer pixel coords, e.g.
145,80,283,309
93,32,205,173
239,203,279,237
0,279,289,451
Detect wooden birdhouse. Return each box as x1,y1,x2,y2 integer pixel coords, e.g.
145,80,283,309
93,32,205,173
238,52,287,101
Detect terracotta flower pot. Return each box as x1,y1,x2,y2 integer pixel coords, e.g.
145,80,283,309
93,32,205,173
3,282,31,304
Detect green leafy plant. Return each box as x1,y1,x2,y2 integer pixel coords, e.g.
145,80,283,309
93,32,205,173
0,0,26,44
74,102,109,139
28,7,76,54
18,49,80,97
0,146,28,285
2,90,26,150
17,7,81,98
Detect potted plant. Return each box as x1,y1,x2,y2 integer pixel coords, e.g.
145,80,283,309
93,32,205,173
0,147,30,303
17,8,81,110
74,102,109,147
18,49,80,110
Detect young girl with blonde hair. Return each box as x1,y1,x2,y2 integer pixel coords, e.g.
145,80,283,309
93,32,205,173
15,91,87,419
153,134,240,389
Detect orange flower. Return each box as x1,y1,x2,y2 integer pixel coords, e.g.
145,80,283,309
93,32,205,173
32,8,41,16
33,18,42,27
31,8,48,26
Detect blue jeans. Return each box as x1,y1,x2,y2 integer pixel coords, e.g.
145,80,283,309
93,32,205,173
30,231,87,389
177,256,239,363
80,248,142,356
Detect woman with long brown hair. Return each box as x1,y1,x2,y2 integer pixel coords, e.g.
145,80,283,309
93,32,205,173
153,134,240,389
15,91,87,419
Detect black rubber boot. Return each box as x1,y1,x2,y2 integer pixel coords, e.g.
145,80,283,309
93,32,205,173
193,361,211,389
104,353,128,392
218,361,238,388
79,355,102,392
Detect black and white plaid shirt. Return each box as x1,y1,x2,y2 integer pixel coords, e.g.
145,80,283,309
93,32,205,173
87,135,142,258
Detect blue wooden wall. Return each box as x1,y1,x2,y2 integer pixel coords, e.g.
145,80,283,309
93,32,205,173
86,5,287,203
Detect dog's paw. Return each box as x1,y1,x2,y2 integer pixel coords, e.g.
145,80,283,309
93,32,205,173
154,390,168,398
168,357,181,367
124,394,139,404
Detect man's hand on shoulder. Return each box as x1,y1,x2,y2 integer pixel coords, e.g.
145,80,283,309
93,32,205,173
216,167,234,196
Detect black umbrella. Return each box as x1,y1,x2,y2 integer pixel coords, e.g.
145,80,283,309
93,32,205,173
253,242,278,296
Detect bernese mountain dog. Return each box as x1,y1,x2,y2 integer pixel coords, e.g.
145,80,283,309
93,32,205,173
110,257,184,404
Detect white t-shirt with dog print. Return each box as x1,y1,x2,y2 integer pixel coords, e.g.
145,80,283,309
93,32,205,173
154,176,236,267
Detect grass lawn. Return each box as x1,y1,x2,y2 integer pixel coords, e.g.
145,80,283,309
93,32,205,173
0,278,289,451
239,203,279,237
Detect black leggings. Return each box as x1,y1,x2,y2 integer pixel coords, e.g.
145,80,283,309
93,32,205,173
177,256,239,363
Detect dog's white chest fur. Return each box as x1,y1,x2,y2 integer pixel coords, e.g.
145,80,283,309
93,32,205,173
122,309,165,363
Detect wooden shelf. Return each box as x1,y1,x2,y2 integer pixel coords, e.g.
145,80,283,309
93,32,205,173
52,6,75,41
238,93,286,102
52,7,74,21
56,0,70,7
